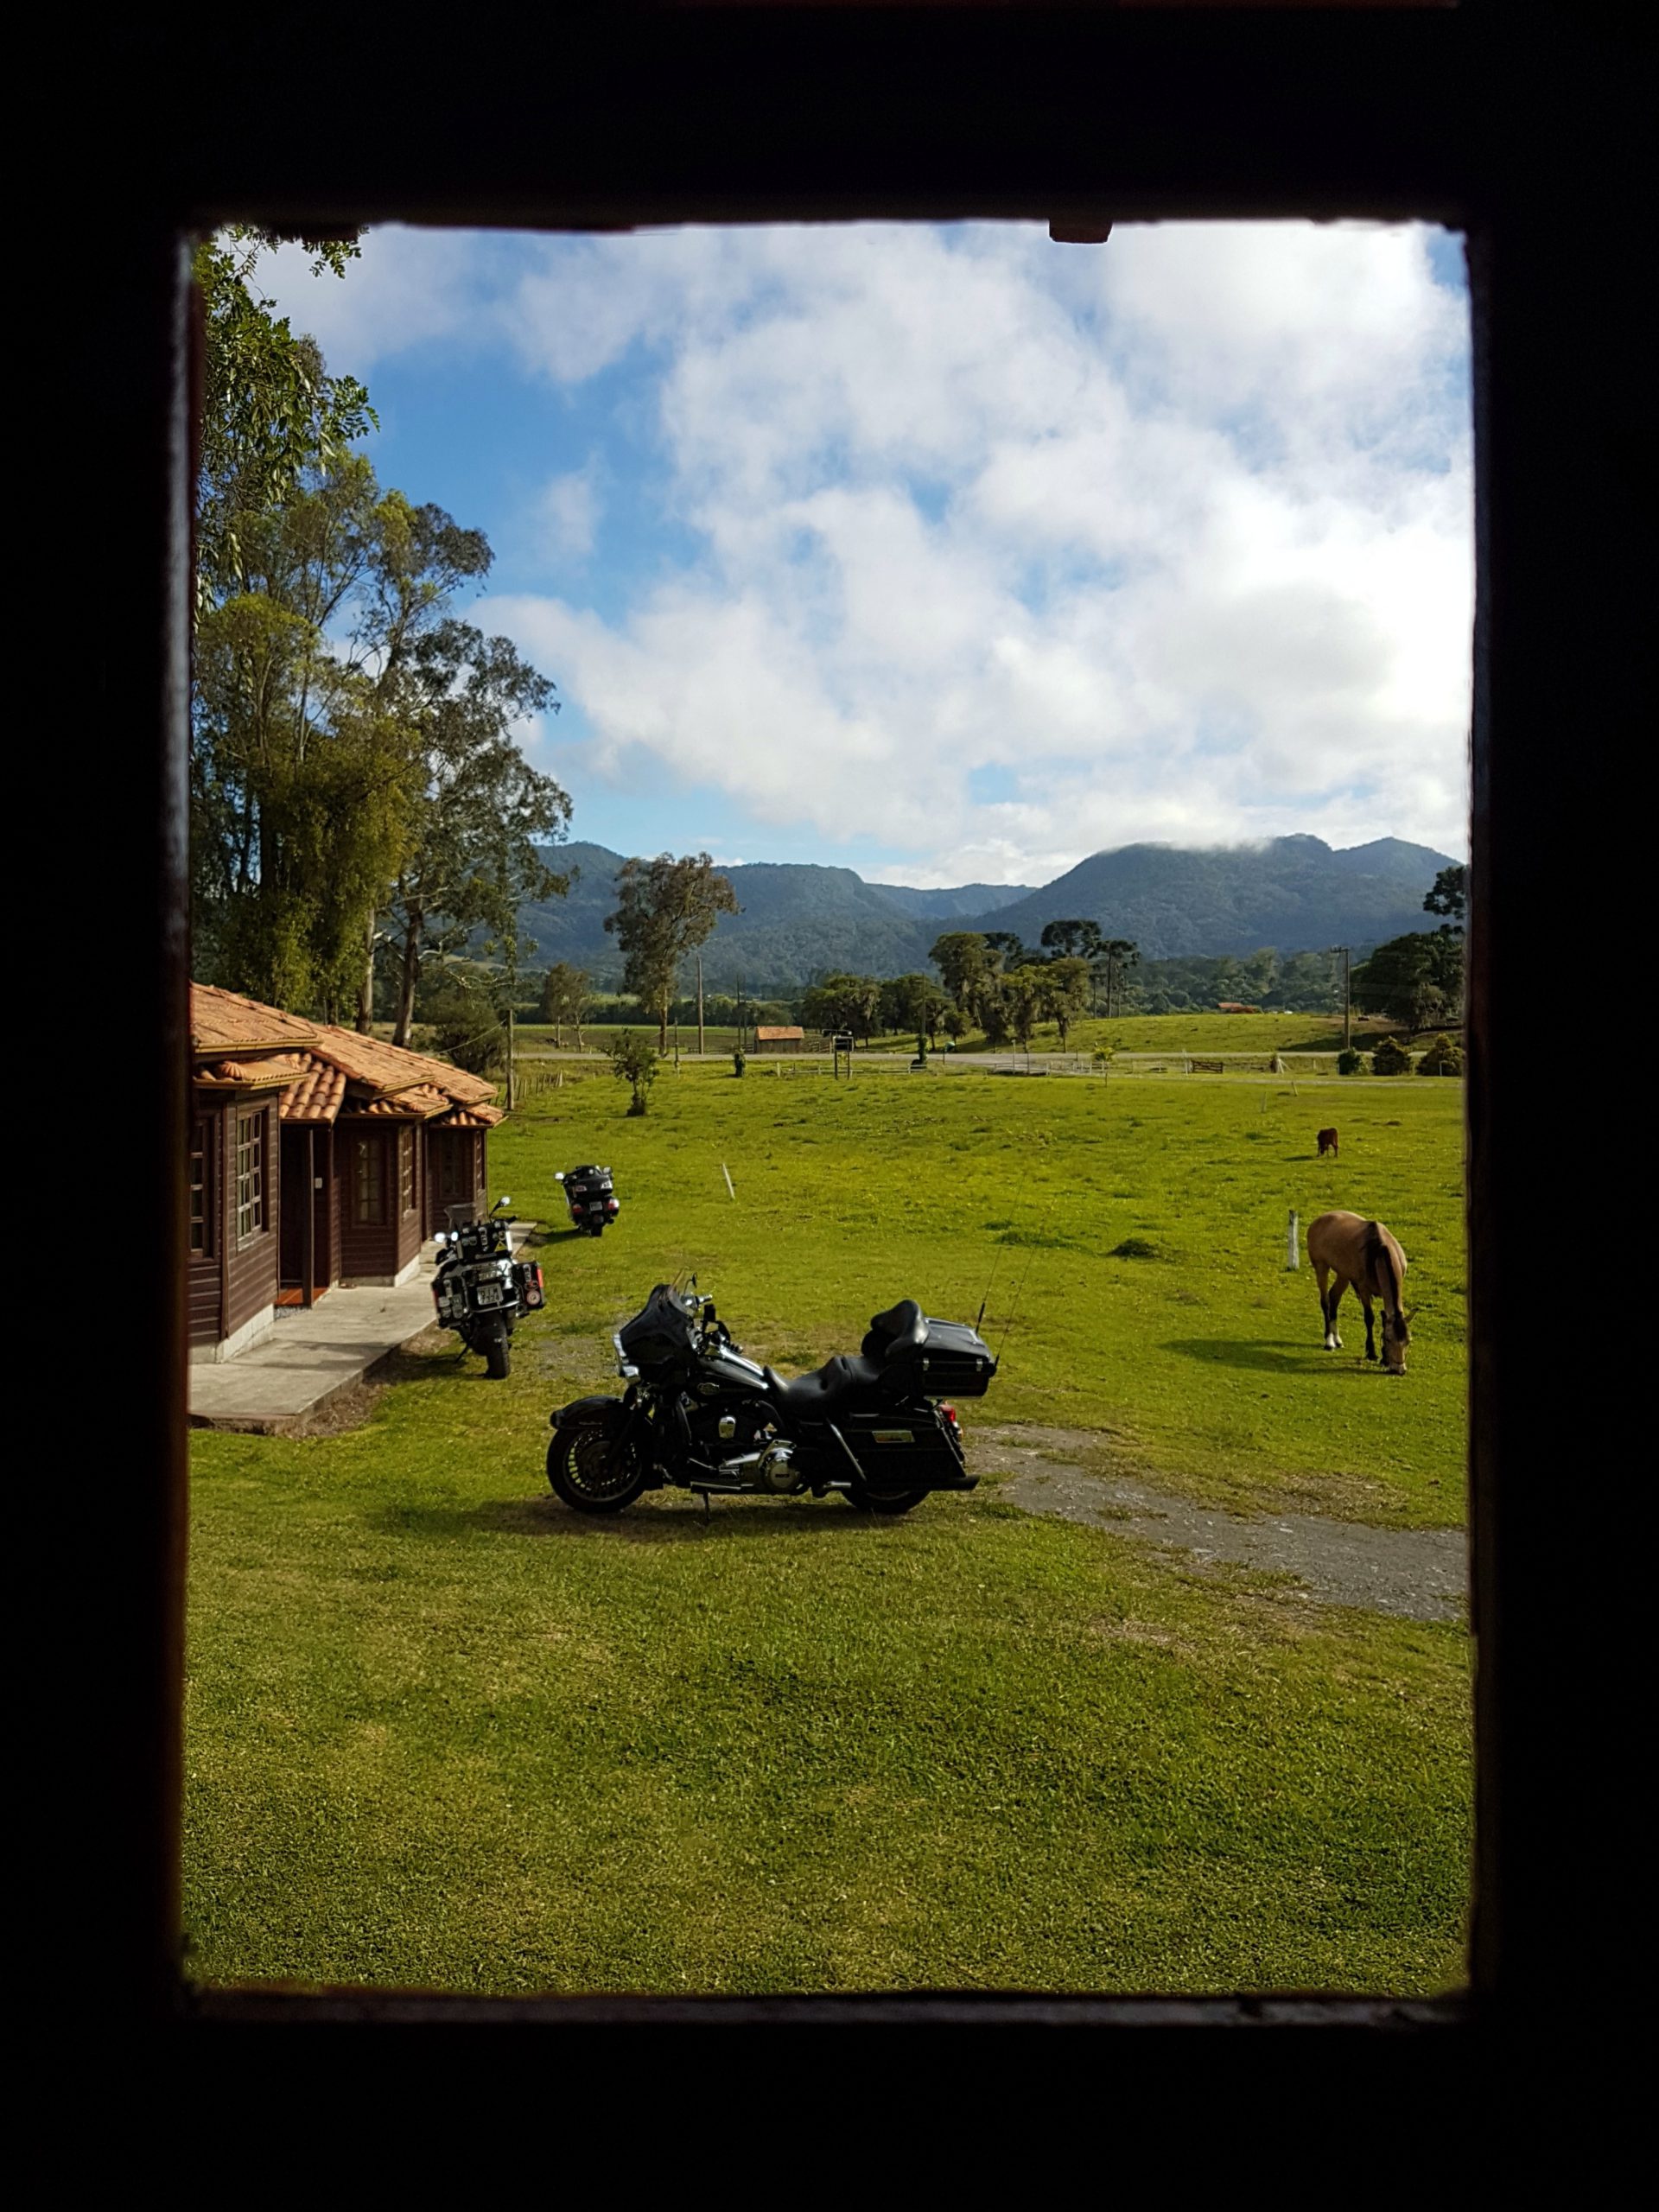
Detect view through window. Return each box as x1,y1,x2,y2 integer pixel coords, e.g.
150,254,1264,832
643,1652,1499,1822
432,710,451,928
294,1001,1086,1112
184,219,1473,1997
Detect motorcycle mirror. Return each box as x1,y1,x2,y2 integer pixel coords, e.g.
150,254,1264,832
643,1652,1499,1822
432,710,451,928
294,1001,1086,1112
554,1173,565,1183
495,1195,512,1211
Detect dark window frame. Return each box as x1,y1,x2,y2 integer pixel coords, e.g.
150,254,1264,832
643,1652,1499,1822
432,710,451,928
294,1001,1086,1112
233,1108,264,1246
188,1115,213,1259
353,1133,386,1227
399,1127,416,1218
98,4,1644,2057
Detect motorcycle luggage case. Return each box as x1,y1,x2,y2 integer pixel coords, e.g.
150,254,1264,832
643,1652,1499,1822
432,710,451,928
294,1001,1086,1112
838,1409,973,1487
891,1318,997,1398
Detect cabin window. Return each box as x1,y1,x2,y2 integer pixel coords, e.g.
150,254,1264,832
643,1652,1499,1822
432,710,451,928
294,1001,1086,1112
399,1128,416,1217
189,1117,213,1258
354,1135,386,1224
234,1110,265,1244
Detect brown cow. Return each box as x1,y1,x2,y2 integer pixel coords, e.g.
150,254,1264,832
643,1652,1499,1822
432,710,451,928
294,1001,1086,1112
1317,1127,1339,1157
1306,1210,1411,1372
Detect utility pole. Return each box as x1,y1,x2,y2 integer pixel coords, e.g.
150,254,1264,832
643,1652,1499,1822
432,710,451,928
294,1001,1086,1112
1339,947,1352,1049
506,1001,516,1111
696,950,705,1057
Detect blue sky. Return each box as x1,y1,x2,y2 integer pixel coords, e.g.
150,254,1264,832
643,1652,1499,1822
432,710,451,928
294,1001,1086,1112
268,220,1472,887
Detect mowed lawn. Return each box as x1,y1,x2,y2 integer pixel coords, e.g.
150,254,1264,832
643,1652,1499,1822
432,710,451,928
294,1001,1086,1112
499,1062,1465,1527
185,1065,1470,1995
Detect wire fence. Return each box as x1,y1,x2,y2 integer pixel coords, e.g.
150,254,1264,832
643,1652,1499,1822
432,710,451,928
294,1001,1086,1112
508,1046,1462,1094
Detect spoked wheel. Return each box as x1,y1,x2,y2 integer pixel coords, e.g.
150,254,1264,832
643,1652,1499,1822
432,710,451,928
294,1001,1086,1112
548,1424,647,1514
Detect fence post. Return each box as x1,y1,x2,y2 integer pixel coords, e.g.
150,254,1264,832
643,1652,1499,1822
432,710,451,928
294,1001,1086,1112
1286,1209,1300,1270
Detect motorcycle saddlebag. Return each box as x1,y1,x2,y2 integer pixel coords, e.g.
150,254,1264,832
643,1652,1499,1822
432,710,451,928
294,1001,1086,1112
893,1318,998,1398
838,1409,975,1489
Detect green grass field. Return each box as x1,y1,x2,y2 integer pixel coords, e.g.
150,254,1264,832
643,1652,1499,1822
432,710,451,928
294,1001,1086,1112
497,1062,1465,1526
184,1063,1470,1995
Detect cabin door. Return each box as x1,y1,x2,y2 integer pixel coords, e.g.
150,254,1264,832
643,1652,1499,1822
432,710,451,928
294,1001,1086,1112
278,1126,328,1301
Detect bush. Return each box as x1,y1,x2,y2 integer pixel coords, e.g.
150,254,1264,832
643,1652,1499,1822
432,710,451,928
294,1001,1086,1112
1371,1035,1413,1077
1417,1032,1464,1076
1336,1047,1364,1076
603,1032,661,1116
732,1047,747,1077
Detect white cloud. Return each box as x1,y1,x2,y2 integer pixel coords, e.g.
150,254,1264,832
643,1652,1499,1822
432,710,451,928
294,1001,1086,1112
269,219,1472,878
533,462,602,562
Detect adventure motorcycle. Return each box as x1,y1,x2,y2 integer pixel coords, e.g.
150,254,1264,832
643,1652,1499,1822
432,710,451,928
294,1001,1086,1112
547,1280,995,1515
556,1165,620,1237
432,1197,544,1379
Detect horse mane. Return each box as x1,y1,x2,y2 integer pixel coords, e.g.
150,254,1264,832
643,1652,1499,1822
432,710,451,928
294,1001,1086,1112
1364,1221,1403,1316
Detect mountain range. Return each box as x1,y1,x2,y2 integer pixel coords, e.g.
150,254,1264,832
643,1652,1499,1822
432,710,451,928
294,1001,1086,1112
516,834,1455,993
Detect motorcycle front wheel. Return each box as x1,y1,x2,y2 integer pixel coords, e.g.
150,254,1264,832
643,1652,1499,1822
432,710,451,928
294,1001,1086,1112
548,1423,647,1514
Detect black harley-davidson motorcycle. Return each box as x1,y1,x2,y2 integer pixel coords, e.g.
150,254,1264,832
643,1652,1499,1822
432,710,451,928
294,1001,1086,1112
556,1165,620,1236
547,1279,995,1514
431,1198,544,1378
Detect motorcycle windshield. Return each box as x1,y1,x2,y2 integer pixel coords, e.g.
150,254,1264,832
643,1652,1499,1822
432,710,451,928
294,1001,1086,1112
617,1283,700,1373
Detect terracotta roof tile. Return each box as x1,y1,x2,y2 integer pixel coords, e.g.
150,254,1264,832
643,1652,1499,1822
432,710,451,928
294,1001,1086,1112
195,1052,313,1090
434,1102,505,1129
353,1083,454,1119
188,985,500,1114
191,983,318,1056
756,1026,805,1040
307,1022,499,1107
278,1058,348,1124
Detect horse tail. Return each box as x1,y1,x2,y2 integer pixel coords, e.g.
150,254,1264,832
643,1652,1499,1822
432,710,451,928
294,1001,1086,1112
1365,1222,1404,1319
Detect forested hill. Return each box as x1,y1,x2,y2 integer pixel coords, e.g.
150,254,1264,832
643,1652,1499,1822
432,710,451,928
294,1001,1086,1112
978,836,1456,964
516,834,1456,990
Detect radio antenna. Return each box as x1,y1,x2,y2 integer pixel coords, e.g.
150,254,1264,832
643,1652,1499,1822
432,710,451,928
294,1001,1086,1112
995,1195,1058,1365
975,1243,1005,1335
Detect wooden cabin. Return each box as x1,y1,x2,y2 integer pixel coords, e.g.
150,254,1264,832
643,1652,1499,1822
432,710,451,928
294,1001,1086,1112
188,986,503,1357
753,1025,806,1054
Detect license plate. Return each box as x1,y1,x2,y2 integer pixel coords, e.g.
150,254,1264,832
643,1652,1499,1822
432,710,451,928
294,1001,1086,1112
475,1282,503,1306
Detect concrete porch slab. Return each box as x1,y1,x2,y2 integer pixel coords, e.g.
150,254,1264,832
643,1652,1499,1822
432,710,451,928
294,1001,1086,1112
188,1255,441,1435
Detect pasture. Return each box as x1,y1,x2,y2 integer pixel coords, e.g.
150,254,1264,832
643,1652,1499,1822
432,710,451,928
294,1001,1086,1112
184,1061,1470,1995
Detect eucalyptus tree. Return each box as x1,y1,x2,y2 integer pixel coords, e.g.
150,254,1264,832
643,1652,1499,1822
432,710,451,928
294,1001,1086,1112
605,855,740,1050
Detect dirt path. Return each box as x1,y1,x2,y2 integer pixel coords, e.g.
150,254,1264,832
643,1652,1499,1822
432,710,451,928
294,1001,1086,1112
972,1425,1465,1624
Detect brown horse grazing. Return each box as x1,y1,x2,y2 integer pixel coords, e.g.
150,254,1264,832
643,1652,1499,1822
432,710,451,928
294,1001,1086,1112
1317,1128,1339,1157
1306,1210,1411,1371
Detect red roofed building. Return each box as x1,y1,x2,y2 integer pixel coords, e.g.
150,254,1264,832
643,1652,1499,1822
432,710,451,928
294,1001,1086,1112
188,985,505,1360
753,1025,806,1053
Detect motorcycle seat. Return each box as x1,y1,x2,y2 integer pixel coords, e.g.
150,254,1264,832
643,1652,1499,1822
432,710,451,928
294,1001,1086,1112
862,1298,928,1361
764,1355,888,1416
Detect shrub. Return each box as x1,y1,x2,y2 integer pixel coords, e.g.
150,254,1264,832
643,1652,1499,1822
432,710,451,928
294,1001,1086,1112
1337,1047,1364,1077
732,1047,747,1077
1417,1031,1464,1076
604,1032,661,1116
1371,1035,1413,1077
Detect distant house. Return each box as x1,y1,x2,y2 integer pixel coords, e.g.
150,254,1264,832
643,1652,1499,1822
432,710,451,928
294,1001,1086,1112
753,1025,806,1053
1216,1001,1262,1014
188,985,503,1361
